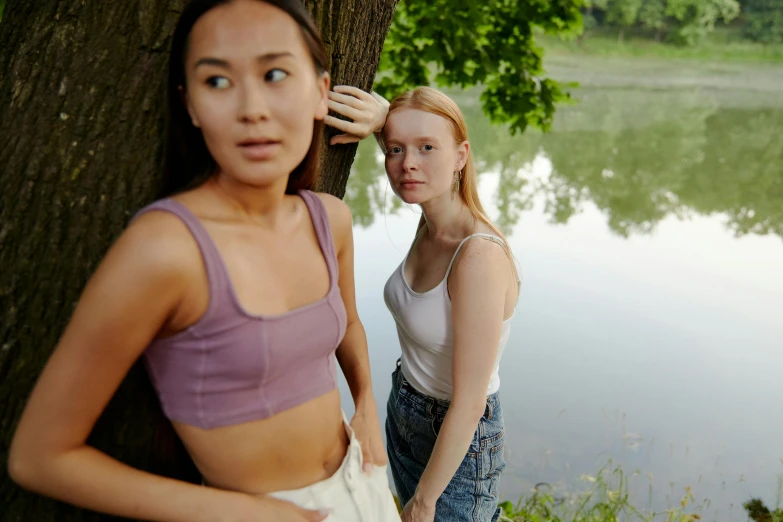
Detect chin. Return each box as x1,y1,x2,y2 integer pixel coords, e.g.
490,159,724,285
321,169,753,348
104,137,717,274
399,194,425,205
396,187,446,206
230,161,296,188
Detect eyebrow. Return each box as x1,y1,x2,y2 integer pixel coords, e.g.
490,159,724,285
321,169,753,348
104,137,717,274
386,136,439,144
194,52,295,69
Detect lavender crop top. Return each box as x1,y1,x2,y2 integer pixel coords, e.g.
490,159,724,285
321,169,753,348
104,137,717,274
133,190,347,429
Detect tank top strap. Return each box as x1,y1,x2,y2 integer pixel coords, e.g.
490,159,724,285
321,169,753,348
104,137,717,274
131,199,232,303
444,233,506,280
298,190,339,282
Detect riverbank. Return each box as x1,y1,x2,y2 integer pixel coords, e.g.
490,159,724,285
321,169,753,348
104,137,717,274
538,28,783,62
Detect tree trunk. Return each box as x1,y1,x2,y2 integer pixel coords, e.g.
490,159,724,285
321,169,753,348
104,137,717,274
0,0,397,520
305,0,398,196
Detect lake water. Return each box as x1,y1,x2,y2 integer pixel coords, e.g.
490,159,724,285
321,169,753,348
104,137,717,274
338,54,783,521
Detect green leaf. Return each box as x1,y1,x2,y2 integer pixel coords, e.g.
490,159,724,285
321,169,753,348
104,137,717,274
377,0,584,132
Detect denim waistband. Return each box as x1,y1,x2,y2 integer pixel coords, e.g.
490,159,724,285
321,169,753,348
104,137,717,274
393,359,501,421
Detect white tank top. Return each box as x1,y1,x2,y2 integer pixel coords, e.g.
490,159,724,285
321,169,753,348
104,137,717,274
383,233,519,400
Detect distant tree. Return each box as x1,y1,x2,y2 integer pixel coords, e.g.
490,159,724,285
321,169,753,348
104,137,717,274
582,0,610,35
605,0,644,41
743,0,783,44
588,0,741,45
665,0,740,45
638,0,668,39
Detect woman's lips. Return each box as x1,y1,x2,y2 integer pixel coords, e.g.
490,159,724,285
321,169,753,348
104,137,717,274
238,140,281,161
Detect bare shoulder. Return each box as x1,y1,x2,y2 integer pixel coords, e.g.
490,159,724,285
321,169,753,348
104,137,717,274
63,209,203,351
312,192,353,245
104,209,201,284
313,191,352,224
452,236,509,277
448,236,511,314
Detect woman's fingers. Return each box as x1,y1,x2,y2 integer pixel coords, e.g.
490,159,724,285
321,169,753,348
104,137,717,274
334,85,373,102
325,87,387,140
329,133,361,145
323,115,360,135
327,99,364,121
361,441,375,474
328,89,365,109
300,506,330,522
370,91,390,107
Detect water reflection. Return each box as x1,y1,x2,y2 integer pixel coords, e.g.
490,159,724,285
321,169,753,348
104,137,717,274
346,84,783,241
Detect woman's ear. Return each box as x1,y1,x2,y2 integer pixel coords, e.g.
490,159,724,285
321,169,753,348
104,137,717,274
314,72,331,120
180,85,200,128
457,140,470,171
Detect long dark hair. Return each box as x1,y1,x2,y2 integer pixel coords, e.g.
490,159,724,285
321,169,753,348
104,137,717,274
160,0,328,198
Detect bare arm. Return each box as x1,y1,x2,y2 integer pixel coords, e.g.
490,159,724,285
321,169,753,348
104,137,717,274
408,240,510,515
317,193,387,470
7,214,325,522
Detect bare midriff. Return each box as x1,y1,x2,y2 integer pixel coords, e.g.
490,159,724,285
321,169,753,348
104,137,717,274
174,389,349,494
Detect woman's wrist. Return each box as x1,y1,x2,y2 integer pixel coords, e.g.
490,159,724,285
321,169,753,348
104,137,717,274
195,488,253,522
352,389,377,415
412,486,438,512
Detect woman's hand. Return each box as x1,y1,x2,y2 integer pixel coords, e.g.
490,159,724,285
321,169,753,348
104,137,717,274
350,405,388,474
400,496,436,522
325,86,389,145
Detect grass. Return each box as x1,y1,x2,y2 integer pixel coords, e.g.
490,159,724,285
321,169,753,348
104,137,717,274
394,461,783,522
538,28,783,62
391,461,783,521
743,476,783,522
499,462,783,522
498,462,707,522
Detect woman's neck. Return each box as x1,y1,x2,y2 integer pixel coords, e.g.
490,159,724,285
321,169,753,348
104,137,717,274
419,193,475,242
208,173,291,229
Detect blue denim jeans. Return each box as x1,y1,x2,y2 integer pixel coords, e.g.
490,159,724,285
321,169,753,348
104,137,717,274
385,361,506,522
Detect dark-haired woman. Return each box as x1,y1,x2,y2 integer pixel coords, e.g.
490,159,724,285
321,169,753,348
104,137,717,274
8,1,399,521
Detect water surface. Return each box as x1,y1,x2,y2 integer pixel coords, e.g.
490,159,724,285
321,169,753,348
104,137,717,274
339,55,783,520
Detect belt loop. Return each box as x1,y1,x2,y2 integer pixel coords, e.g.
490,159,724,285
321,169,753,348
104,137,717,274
485,397,493,420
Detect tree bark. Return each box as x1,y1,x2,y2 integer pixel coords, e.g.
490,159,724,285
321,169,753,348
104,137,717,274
306,0,398,196
0,0,397,520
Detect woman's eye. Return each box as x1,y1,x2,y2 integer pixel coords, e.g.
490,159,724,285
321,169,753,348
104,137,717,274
206,76,230,89
390,147,403,154
422,144,434,151
266,69,288,83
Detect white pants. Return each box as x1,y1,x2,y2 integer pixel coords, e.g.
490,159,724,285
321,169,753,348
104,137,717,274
269,413,401,522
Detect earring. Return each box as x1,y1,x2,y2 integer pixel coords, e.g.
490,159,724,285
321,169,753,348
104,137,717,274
452,169,462,200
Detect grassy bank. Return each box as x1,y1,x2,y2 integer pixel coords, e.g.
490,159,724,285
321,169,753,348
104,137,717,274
538,28,783,62
499,463,783,522
391,462,783,521
499,463,704,522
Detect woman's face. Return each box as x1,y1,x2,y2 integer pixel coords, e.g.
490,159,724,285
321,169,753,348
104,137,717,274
383,108,467,205
183,0,328,188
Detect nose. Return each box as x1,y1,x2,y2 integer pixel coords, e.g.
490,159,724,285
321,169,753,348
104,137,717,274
238,82,270,123
402,151,418,172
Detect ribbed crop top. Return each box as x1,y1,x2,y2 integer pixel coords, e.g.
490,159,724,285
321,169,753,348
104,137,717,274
132,190,347,429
